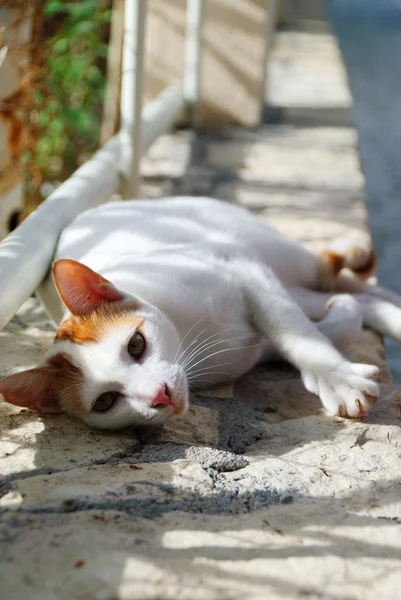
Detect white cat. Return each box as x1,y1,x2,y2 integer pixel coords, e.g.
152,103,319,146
1,196,400,429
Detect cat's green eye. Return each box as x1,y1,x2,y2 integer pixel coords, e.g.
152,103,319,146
128,332,146,358
93,391,118,412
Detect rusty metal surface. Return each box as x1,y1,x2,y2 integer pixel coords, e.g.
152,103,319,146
0,1,44,231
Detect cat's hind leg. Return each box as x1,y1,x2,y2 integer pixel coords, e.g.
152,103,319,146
289,288,363,348
335,271,401,308
318,232,401,306
291,286,401,344
317,233,376,290
316,295,363,349
315,234,401,328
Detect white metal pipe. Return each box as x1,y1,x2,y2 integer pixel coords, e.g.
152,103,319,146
120,0,147,198
141,84,185,147
262,0,279,116
184,0,205,128
0,137,120,332
265,0,278,50
0,84,185,331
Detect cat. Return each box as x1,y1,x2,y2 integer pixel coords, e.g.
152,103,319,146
1,196,401,430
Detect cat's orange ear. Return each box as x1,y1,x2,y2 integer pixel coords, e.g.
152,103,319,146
52,259,124,316
0,368,62,413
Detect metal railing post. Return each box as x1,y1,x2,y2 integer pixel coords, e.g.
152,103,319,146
0,85,185,332
184,0,205,128
120,0,147,198
262,0,279,115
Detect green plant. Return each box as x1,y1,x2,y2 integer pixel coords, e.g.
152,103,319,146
36,0,111,184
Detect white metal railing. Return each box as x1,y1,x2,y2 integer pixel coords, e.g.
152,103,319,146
184,0,204,128
120,0,147,198
0,0,202,331
0,84,184,331
0,0,277,332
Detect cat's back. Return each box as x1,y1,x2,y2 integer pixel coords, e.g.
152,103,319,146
39,197,264,324
56,195,310,291
57,196,265,260
38,196,310,323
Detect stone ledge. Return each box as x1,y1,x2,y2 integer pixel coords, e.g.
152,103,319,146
2,26,401,596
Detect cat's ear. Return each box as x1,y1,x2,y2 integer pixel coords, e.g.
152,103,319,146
52,259,124,316
0,368,62,413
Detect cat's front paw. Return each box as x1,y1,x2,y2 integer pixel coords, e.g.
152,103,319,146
301,361,379,418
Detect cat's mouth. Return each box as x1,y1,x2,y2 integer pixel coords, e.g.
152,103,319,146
163,383,187,416
163,388,188,417
145,372,188,421
168,372,189,417
148,392,187,421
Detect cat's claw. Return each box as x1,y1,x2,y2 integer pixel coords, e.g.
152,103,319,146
301,362,380,418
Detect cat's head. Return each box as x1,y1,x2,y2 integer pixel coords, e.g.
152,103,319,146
0,259,188,429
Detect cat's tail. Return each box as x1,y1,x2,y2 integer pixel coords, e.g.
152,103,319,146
317,234,376,291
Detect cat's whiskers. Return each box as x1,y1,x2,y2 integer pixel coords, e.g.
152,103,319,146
185,363,232,381
187,371,232,384
178,327,233,371
186,362,231,377
190,378,216,389
179,325,245,367
176,324,212,370
179,327,244,372
177,321,241,369
185,341,261,375
183,335,256,374
177,329,254,391
174,315,207,363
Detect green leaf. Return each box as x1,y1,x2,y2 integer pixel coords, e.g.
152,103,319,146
52,37,69,54
71,21,97,36
35,0,112,183
44,1,67,17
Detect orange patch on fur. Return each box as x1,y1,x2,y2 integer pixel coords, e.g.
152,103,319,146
350,250,376,278
321,250,344,276
46,352,86,413
318,250,345,291
55,301,143,346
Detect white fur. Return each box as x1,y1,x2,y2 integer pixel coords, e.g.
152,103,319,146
35,196,399,428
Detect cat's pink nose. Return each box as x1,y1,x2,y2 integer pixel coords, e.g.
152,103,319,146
150,384,173,409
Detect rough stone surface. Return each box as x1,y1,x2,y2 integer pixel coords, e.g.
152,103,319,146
1,31,401,600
